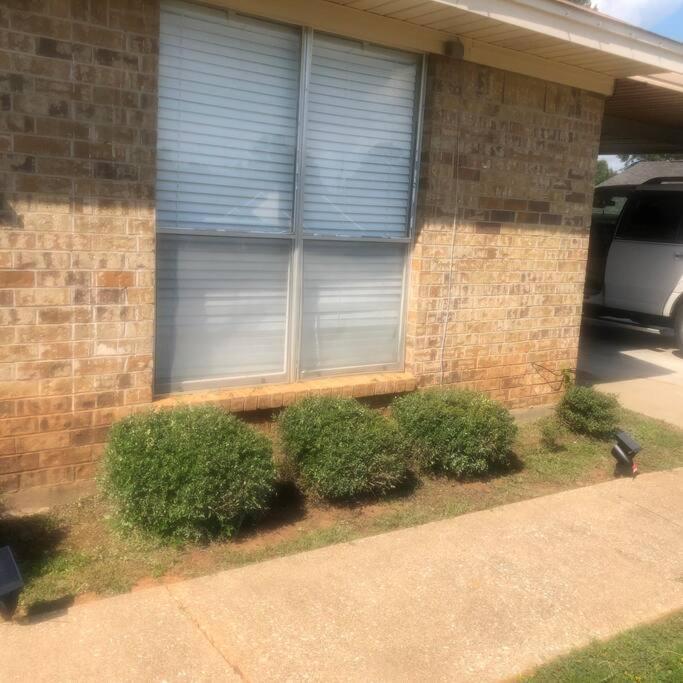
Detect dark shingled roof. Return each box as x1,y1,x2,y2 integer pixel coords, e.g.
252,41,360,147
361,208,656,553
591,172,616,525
599,160,683,187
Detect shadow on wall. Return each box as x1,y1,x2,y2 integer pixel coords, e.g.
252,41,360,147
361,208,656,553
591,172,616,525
0,196,24,229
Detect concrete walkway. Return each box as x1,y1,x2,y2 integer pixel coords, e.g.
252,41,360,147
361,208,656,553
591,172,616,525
2,469,683,682
578,318,683,427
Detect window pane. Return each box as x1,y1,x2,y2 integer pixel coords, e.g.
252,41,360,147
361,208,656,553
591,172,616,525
300,242,405,373
303,34,419,238
157,1,300,233
155,234,290,390
617,193,683,243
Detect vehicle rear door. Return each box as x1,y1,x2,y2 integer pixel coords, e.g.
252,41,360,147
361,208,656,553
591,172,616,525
604,190,683,315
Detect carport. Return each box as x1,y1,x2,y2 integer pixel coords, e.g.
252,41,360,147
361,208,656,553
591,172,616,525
581,64,683,428
601,72,683,154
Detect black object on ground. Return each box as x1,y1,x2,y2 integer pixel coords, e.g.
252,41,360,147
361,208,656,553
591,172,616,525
0,546,23,620
612,431,642,477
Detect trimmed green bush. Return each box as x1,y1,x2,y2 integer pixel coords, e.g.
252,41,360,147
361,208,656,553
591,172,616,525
103,406,277,541
557,385,619,438
392,389,517,477
278,396,406,501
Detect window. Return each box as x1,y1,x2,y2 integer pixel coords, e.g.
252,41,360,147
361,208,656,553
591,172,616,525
592,190,629,227
155,1,423,392
616,192,683,244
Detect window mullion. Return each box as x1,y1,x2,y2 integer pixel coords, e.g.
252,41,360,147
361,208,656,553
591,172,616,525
288,26,313,383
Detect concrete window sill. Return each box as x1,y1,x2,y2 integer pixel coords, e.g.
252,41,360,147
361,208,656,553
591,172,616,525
153,372,417,413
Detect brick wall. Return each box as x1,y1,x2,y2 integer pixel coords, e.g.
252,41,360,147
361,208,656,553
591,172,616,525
0,0,159,501
405,56,603,407
1,7,602,504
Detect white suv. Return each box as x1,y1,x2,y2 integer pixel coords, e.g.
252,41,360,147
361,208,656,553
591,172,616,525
585,180,683,351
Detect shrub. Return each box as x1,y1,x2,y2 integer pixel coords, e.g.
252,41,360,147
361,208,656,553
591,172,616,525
103,406,277,541
557,385,619,438
392,389,517,478
538,415,568,452
278,396,406,501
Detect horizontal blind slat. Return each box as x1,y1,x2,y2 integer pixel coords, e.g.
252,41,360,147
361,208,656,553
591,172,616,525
300,242,404,372
155,234,290,386
303,33,418,238
157,1,300,233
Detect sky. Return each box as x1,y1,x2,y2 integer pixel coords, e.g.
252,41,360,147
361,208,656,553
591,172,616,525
594,1,683,170
595,0,683,39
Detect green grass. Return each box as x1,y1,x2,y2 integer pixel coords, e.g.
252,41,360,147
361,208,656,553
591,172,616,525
523,610,683,682
3,408,682,618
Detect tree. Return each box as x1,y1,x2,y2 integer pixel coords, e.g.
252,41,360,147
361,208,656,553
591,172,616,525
567,0,594,6
617,154,683,168
595,159,615,185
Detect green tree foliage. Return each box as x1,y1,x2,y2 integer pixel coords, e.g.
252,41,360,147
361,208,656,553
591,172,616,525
595,159,615,185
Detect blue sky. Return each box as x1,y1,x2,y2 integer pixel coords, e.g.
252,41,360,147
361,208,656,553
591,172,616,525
652,5,683,41
595,1,683,40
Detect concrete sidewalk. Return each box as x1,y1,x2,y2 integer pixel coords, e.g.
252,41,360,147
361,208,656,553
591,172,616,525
2,469,683,682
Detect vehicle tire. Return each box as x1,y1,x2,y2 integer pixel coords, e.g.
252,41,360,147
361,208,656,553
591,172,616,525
675,304,683,353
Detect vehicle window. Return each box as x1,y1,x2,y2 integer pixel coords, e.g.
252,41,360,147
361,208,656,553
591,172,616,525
592,192,629,228
616,193,683,243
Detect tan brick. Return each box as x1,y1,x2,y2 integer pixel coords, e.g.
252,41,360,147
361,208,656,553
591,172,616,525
14,134,71,156
0,270,34,287
0,473,20,493
0,452,40,475
20,465,75,489
96,271,135,287
16,430,70,453
36,446,90,470
0,416,38,437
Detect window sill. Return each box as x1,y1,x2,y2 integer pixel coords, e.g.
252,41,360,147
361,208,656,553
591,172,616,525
153,372,417,412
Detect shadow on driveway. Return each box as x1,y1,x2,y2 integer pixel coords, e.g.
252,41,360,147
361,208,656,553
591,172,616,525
577,318,683,427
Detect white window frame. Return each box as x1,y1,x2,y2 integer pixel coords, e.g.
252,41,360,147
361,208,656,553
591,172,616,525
155,7,427,394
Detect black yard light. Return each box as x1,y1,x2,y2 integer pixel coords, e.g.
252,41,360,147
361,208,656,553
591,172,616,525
0,546,23,619
611,431,641,478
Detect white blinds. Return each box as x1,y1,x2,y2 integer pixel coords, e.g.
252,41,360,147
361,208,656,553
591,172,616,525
157,1,300,233
155,234,290,390
155,2,422,391
303,34,419,238
300,242,405,373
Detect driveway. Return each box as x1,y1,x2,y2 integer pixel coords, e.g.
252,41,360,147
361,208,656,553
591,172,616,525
578,318,683,428
2,469,683,682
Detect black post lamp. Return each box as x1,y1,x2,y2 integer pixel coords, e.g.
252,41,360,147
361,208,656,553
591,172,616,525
611,431,641,477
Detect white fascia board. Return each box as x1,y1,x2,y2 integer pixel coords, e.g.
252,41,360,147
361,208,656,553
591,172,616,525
434,0,683,75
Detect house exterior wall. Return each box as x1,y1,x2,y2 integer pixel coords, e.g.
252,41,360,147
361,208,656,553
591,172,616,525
0,0,159,500
406,56,603,407
0,1,602,504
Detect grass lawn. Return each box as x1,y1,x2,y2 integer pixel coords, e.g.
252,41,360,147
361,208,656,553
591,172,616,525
522,609,683,682
2,408,682,620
